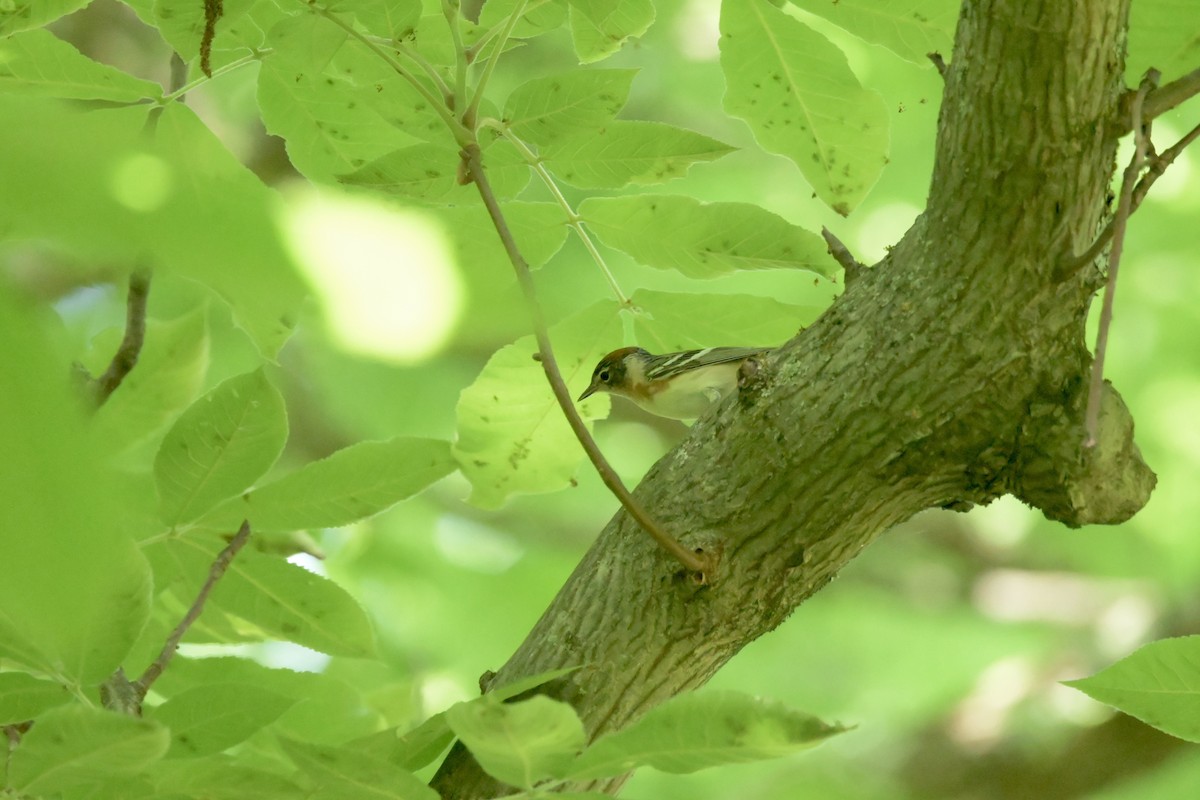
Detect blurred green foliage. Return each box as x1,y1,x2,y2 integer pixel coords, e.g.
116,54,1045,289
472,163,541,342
1,0,1199,798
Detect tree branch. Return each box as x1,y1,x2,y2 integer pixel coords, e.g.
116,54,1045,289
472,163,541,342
92,268,151,407
1128,66,1200,130
1084,71,1157,449
135,521,252,698
460,144,712,579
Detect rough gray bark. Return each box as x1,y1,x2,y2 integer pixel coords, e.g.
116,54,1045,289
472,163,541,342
432,0,1156,796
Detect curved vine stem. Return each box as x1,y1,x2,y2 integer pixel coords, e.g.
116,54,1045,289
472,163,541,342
461,143,713,579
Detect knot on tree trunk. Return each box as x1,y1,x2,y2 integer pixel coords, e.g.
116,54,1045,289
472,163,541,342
1014,381,1155,527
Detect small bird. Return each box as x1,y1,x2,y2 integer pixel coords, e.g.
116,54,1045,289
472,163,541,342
578,346,769,420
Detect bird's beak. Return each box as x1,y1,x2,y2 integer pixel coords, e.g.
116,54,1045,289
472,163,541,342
577,381,598,402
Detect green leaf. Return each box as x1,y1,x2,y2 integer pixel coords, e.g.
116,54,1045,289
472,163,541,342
202,437,456,532
352,714,456,772
453,300,622,508
434,201,570,272
152,104,306,357
154,369,289,527
446,695,586,789
263,9,350,70
0,28,162,100
257,30,451,181
541,120,734,188
1064,636,1200,742
7,704,170,795
257,51,420,183
480,0,568,40
339,0,422,40
341,140,531,201
721,0,890,215
152,0,289,73
0,288,152,685
149,682,297,757
503,69,637,143
579,195,834,279
146,755,305,799
0,99,306,357
566,690,845,779
92,308,211,458
355,667,583,771
0,0,89,35
164,540,378,658
490,666,583,703
566,0,655,64
1127,0,1200,80
278,737,439,800
150,656,382,745
397,12,492,67
787,0,959,65
0,673,72,725
629,290,818,354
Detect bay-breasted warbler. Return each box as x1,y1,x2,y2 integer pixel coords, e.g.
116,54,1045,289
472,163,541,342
578,346,769,420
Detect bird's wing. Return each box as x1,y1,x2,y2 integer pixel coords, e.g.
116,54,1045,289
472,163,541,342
643,347,770,380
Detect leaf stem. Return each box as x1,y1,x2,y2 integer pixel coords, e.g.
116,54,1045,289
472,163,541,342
461,143,711,578
465,0,549,62
498,128,630,305
364,34,453,101
465,0,527,128
160,53,266,104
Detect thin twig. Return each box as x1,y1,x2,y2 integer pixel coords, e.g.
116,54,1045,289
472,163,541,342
461,144,711,578
1068,117,1200,270
821,227,864,285
93,268,151,407
1127,67,1200,131
135,521,253,697
1084,73,1158,448
927,52,948,79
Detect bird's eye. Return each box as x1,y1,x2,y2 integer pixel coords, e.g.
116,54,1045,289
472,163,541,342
598,369,611,383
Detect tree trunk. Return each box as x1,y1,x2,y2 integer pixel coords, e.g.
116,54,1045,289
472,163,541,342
432,0,1155,796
